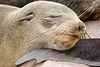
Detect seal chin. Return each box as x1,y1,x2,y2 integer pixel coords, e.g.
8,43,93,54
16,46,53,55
66,34,79,39
51,33,80,50
49,39,78,51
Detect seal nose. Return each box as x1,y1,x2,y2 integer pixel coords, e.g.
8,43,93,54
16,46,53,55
78,22,85,31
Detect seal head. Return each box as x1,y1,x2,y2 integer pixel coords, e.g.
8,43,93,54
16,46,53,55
0,1,86,67
17,1,86,50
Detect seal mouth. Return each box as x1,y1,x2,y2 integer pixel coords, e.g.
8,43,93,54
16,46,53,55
52,33,80,42
56,33,79,39
66,34,79,39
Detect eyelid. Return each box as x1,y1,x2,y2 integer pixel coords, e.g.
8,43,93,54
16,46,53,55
48,15,62,18
43,14,62,22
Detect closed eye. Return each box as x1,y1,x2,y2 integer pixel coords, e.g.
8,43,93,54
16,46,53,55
42,15,62,28
43,15,62,23
48,15,62,18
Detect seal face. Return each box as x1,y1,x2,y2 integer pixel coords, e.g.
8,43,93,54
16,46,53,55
17,1,86,51
40,14,85,50
0,2,86,52
0,1,86,67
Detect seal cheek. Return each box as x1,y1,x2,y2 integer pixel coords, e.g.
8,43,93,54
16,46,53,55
51,33,79,50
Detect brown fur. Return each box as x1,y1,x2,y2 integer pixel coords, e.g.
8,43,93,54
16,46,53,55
0,1,85,67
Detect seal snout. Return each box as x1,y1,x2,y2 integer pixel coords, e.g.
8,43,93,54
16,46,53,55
78,22,85,31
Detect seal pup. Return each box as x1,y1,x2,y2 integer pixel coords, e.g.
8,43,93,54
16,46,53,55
0,1,85,67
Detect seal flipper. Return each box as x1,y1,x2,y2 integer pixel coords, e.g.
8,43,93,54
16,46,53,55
15,49,40,66
17,59,37,67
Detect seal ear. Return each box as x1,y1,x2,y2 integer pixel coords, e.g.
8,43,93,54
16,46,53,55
19,13,35,21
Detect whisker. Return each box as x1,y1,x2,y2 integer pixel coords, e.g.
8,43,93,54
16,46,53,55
26,28,58,49
85,31,91,39
26,27,58,44
81,30,87,39
81,35,83,39
81,32,85,39
54,27,67,40
84,33,87,39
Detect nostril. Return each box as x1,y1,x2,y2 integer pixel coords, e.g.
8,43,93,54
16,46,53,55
78,22,85,31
